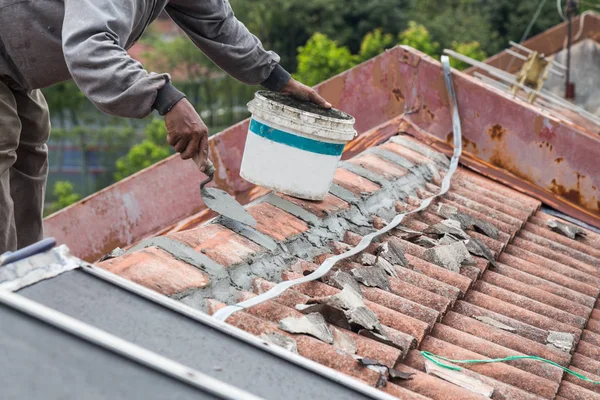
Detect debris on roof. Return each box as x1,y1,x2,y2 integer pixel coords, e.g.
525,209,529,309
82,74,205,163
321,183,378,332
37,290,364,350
88,127,600,399
547,219,588,240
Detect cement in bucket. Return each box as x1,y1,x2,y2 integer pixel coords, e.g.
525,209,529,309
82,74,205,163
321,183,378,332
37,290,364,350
241,91,357,201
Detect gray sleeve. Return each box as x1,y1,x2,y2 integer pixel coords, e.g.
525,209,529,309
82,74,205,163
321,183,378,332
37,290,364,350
62,0,183,118
166,0,291,91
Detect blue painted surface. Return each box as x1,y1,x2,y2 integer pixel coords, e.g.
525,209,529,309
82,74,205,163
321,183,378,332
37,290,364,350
249,119,344,156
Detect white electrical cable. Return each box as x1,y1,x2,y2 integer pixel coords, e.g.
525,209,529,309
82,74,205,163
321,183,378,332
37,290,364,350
213,55,464,322
558,0,566,20
574,10,595,40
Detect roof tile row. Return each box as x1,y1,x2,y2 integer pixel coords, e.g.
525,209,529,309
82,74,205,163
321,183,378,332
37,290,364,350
99,133,600,399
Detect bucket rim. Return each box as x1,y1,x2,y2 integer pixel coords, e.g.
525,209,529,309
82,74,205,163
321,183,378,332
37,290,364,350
253,90,356,125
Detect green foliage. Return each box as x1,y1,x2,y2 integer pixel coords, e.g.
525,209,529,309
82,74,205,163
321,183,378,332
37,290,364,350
450,41,487,70
230,0,411,71
114,119,171,181
48,181,81,214
294,33,357,86
399,21,440,57
358,29,396,62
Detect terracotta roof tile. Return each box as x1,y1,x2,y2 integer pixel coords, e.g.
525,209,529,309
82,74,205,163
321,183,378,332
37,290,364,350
98,247,209,296
246,202,309,240
97,131,600,399
168,224,263,266
348,153,409,179
280,193,350,218
333,168,381,195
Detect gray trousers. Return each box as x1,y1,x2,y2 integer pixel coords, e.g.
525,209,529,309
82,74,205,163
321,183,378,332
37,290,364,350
0,81,50,253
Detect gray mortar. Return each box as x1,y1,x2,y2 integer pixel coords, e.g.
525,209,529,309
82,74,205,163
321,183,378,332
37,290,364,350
329,184,360,203
367,148,415,170
166,136,451,314
216,217,279,251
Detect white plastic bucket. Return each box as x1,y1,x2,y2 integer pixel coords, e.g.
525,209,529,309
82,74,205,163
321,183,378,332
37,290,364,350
240,91,356,201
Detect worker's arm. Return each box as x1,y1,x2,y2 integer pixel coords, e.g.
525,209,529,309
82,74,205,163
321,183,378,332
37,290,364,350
62,0,185,119
166,0,330,107
62,0,210,163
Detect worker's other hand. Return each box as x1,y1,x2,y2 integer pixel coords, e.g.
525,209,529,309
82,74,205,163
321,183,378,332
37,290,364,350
279,78,332,108
164,99,209,167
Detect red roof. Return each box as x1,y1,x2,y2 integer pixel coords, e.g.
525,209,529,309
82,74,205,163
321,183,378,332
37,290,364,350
98,130,600,399
42,20,600,397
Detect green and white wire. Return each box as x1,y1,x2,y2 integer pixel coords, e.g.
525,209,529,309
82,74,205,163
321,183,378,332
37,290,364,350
422,351,600,385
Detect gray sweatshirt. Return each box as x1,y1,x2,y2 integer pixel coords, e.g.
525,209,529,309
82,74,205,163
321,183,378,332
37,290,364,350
0,0,290,118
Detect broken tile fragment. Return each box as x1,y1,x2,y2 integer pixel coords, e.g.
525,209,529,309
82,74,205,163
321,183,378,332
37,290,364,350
260,332,299,354
423,241,474,273
328,270,363,296
308,286,385,335
351,266,391,291
473,316,516,332
381,239,409,268
547,219,587,240
279,313,334,344
437,203,459,219
414,236,440,248
425,219,470,240
465,238,498,268
546,331,575,352
455,213,499,240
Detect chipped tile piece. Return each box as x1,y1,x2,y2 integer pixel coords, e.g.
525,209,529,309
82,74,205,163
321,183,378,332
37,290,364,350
472,316,517,332
423,242,474,273
327,270,363,296
424,360,494,398
351,266,391,291
260,332,299,354
414,236,440,248
425,219,470,240
437,203,459,219
382,239,409,268
455,212,500,240
546,331,575,352
279,313,334,344
547,219,587,240
465,238,498,268
308,286,384,334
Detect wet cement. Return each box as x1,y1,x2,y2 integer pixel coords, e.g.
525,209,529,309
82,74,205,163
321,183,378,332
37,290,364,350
259,91,353,120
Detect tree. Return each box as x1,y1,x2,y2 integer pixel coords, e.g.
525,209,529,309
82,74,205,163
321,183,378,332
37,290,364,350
294,33,356,86
114,119,171,181
398,22,440,57
48,181,81,214
357,29,396,62
450,41,487,70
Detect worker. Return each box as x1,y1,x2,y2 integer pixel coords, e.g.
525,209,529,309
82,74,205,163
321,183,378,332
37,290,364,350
0,0,331,254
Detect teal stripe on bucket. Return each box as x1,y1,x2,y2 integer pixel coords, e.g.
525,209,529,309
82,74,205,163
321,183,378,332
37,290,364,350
249,119,344,156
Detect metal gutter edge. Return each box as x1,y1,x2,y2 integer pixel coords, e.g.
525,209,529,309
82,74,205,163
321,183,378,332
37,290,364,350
80,263,398,400
0,288,264,400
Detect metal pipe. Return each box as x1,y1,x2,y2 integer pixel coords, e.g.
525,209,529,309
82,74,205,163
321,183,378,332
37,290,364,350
505,49,529,61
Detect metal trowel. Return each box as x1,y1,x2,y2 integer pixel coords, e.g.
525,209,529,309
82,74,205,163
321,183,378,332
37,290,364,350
193,154,257,226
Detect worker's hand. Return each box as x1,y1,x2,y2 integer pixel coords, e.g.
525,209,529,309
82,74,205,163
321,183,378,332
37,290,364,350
279,78,332,108
164,99,209,169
